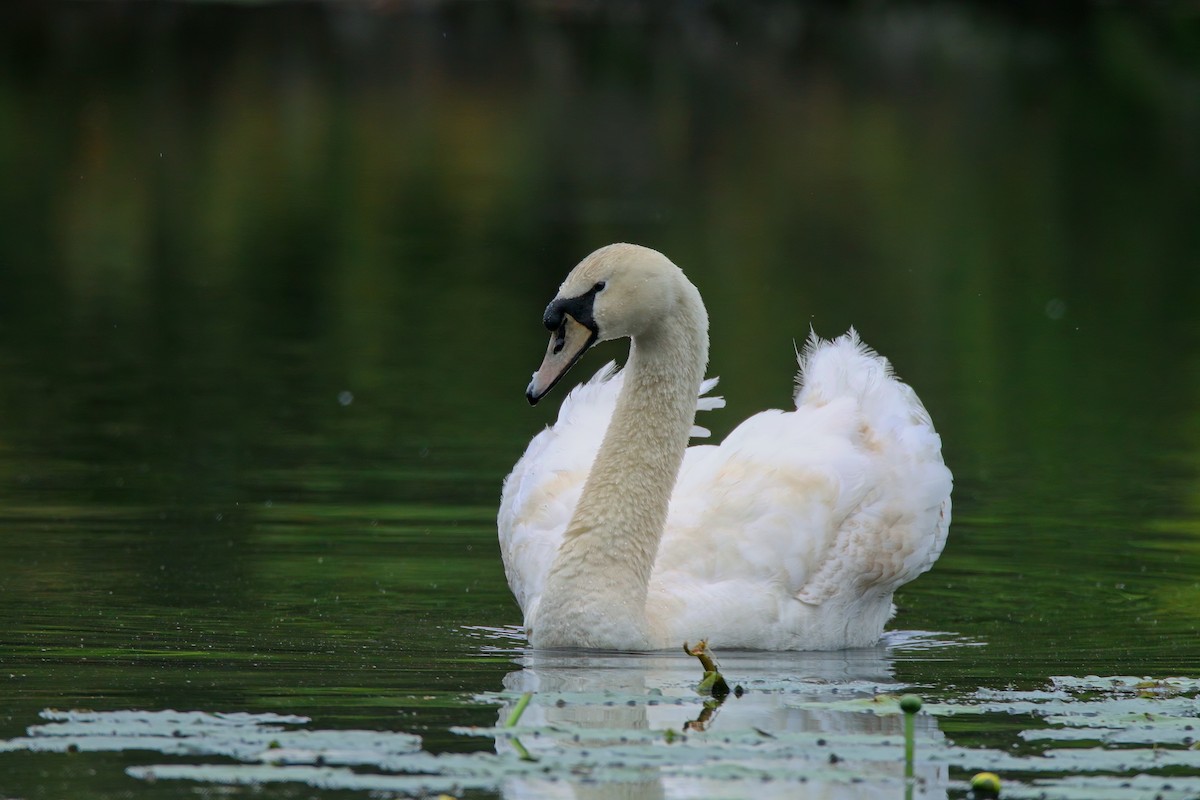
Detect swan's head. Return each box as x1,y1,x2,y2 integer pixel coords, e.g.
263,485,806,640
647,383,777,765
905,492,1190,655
526,243,687,404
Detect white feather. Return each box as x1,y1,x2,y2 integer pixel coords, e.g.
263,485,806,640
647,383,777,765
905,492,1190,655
498,245,951,650
499,331,951,650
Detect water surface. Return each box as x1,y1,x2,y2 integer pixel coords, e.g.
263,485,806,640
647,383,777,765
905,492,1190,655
1,2,1199,797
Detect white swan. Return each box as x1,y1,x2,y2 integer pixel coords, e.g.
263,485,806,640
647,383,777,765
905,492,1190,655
499,244,952,651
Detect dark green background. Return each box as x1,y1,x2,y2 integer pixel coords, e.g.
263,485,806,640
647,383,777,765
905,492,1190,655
1,2,1198,796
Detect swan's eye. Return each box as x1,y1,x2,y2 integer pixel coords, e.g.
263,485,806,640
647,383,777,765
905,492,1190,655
592,281,606,293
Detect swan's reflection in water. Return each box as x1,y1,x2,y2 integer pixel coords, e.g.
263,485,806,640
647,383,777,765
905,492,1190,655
490,643,948,799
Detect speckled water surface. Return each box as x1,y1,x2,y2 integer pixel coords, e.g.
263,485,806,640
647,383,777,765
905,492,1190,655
1,3,1198,798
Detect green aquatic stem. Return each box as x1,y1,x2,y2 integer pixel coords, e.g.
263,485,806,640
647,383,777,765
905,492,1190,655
903,709,915,778
508,735,536,762
900,694,921,780
504,691,533,728
503,692,537,762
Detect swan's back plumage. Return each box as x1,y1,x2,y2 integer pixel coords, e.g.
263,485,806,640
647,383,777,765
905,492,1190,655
499,328,951,651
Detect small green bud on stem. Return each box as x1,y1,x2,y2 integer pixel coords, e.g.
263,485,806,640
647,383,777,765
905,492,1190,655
970,771,1002,797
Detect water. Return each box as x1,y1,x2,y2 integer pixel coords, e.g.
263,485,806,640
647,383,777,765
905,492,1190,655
1,2,1199,797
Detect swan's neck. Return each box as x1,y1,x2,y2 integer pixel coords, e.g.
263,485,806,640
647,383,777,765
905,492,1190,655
534,287,708,649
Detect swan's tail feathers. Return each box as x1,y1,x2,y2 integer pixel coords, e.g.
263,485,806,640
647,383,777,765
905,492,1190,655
797,328,937,425
692,376,725,439
793,328,953,602
798,329,887,407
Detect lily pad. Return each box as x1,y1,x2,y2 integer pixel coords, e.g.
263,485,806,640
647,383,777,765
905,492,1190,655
4,672,1200,799
0,708,422,766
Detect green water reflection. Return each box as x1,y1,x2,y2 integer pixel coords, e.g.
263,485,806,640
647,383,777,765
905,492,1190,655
1,1,1199,797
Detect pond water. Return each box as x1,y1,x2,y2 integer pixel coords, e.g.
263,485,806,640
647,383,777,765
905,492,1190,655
1,2,1199,798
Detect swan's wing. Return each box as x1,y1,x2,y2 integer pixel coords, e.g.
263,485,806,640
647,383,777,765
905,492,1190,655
498,362,725,623
658,330,952,631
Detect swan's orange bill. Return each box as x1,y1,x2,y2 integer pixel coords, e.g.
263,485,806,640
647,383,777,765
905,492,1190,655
526,313,597,405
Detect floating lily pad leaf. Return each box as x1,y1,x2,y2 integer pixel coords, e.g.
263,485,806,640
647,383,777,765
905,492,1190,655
7,674,1200,799
1037,697,1200,721
126,764,499,793
126,764,919,799
0,708,422,765
6,710,940,790
971,687,1073,702
1042,727,1199,747
940,696,1200,720
1036,745,1200,772
453,722,950,785
784,685,1199,724
1002,773,1200,800
780,693,958,716
931,742,1200,774
1049,676,1200,696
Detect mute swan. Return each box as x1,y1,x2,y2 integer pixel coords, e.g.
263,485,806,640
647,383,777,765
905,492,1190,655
499,243,952,651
